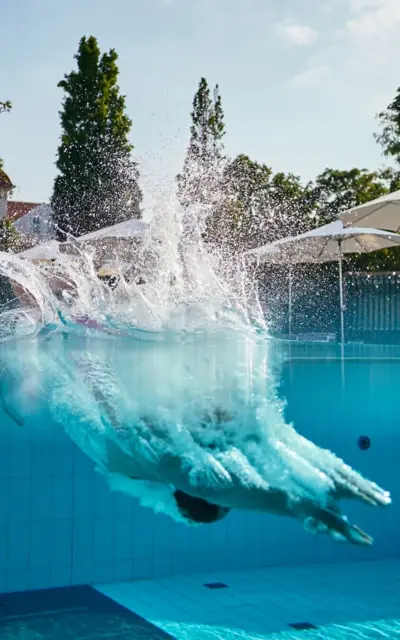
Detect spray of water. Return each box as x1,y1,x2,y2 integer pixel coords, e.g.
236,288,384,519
0,194,390,544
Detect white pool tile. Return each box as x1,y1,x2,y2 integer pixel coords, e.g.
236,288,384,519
96,559,400,639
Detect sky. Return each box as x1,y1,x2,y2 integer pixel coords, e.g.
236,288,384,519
1,0,400,209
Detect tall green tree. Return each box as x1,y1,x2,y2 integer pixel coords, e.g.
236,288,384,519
375,87,400,165
374,87,400,194
52,36,142,239
177,78,225,209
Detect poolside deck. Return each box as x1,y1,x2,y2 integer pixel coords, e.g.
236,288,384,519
97,559,400,639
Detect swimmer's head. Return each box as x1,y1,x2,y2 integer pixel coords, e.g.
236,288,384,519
173,490,230,525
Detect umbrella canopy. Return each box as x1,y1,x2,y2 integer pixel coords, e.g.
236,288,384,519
340,189,400,232
243,220,400,345
18,240,64,262
75,218,149,266
18,240,78,263
77,217,148,242
243,220,400,263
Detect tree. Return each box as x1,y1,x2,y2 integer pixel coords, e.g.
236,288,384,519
52,36,142,239
375,87,400,165
268,171,318,236
312,168,390,224
205,154,318,253
0,101,11,114
374,87,400,191
206,155,273,251
0,219,24,253
379,166,400,192
177,77,226,210
0,100,11,170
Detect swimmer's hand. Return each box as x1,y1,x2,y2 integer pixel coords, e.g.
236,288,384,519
296,500,373,546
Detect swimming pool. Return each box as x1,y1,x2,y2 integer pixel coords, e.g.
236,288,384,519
0,339,398,638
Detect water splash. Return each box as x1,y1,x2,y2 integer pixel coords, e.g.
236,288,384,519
0,196,390,543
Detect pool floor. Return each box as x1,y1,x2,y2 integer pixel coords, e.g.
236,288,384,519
97,559,400,639
0,584,173,639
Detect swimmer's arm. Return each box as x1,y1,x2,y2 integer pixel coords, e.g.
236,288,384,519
104,437,155,481
104,426,234,496
104,424,291,513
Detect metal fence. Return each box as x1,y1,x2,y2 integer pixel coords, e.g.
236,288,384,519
345,272,400,334
263,269,400,344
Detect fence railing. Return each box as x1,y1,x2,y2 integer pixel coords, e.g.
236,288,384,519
345,272,400,333
264,270,400,344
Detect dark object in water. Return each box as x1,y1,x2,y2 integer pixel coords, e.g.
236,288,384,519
288,622,318,630
358,435,371,451
204,582,229,589
173,489,230,524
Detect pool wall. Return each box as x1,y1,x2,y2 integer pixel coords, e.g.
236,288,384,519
0,342,398,593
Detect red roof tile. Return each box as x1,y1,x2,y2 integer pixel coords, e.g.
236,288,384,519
7,201,41,222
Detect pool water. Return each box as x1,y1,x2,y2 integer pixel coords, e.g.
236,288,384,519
1,560,399,639
0,340,398,639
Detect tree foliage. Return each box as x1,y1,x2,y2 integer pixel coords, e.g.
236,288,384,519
205,154,319,253
312,168,390,223
208,161,399,257
0,219,24,253
52,36,142,239
0,101,11,114
0,100,12,170
375,87,400,165
177,77,226,210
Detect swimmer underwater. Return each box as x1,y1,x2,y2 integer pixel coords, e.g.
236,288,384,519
100,403,390,547
7,270,391,548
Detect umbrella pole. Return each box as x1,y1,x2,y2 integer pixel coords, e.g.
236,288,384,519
338,240,345,349
288,265,292,337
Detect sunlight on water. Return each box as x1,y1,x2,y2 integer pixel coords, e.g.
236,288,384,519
156,618,400,640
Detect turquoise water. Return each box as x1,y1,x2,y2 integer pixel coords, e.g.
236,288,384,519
0,338,398,639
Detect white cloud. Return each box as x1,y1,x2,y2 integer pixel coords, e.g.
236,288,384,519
280,25,319,46
346,0,400,40
289,65,329,88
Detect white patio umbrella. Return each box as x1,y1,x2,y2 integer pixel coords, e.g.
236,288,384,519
18,240,65,262
77,217,148,242
18,239,79,262
75,217,149,265
243,220,400,345
340,189,400,231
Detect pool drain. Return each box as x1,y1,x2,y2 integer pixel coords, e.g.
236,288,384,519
358,435,371,451
288,622,318,630
203,582,229,589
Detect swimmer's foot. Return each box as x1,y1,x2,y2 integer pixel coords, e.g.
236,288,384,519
294,436,390,509
332,466,390,508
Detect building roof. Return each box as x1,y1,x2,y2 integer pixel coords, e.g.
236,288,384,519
7,201,42,222
0,169,13,191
